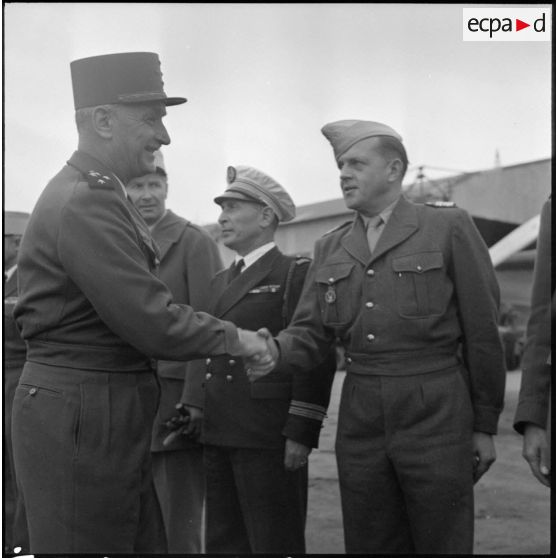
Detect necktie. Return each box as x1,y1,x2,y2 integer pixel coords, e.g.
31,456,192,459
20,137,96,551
366,215,384,255
228,258,245,283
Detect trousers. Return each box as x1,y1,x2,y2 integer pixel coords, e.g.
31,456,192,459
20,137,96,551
336,366,474,554
204,444,307,554
12,361,167,553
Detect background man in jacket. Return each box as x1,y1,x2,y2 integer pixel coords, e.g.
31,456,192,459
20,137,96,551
4,211,30,554
127,153,223,552
514,196,553,487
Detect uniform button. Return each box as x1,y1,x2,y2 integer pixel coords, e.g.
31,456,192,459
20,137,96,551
205,372,212,380
228,359,236,366
346,357,352,364
417,265,423,272
366,301,374,308
328,277,335,284
29,387,37,396
367,269,375,276
206,358,211,365
226,375,233,382
367,333,375,341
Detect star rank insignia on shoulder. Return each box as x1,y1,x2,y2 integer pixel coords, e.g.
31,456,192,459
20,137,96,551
425,200,457,208
86,170,115,190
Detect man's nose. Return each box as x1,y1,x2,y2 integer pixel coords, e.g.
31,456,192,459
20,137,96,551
156,122,171,146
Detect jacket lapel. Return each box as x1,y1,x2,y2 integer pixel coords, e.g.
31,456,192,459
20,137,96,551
151,211,189,260
368,196,419,263
340,215,371,265
213,247,282,318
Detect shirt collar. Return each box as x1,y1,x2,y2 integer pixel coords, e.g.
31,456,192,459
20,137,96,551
5,264,17,282
148,210,168,232
235,242,276,271
360,196,400,229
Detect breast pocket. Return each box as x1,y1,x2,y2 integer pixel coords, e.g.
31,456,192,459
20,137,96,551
315,262,357,327
392,252,446,318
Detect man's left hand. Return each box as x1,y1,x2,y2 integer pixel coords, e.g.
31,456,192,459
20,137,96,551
472,431,496,483
284,439,311,471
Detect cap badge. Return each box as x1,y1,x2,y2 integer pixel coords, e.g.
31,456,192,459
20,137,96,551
227,166,237,184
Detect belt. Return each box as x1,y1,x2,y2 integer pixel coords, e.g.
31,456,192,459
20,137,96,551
26,339,154,373
345,348,459,376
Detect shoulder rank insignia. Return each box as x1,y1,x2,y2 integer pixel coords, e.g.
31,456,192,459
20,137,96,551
295,255,311,265
86,170,115,190
322,220,352,237
425,200,456,208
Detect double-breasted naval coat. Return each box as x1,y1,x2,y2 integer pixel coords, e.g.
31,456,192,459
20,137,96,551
183,245,336,553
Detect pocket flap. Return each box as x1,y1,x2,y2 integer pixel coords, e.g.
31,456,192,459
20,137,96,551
250,382,292,400
315,262,355,285
392,252,443,273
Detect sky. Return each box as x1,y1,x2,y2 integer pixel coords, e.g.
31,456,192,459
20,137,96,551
4,3,553,225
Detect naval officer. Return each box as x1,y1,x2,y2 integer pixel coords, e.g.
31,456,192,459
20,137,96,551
180,165,336,554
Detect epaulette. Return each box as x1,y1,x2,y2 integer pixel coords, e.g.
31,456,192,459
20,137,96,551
294,255,311,265
322,220,352,237
425,200,456,208
86,170,115,190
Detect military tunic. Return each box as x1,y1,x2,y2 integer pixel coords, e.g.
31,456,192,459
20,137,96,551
183,246,336,553
276,195,506,553
149,209,223,553
11,151,241,554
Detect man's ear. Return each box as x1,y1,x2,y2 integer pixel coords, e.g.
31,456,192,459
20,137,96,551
387,158,404,182
260,206,277,228
91,105,114,139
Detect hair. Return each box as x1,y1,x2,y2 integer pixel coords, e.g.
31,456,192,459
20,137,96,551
376,136,409,179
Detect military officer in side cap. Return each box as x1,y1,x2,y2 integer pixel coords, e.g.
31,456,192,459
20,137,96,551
178,166,336,554
4,211,30,554
11,52,273,554
253,120,506,554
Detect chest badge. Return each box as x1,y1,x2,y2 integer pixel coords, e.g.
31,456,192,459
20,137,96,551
325,286,337,304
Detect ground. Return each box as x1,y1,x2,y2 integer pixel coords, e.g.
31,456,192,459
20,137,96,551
305,370,552,555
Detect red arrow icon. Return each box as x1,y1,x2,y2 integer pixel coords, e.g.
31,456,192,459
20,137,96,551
516,19,530,31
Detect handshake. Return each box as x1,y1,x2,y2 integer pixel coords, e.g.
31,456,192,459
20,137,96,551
237,327,279,382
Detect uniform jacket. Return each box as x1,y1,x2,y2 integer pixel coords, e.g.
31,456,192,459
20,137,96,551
4,268,26,368
13,150,240,372
514,196,554,433
183,246,336,449
150,209,223,452
277,195,506,434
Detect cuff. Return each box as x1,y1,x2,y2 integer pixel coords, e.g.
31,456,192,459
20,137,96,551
473,404,503,435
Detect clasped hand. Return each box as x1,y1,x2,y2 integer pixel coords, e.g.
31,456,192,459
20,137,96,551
237,328,279,382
